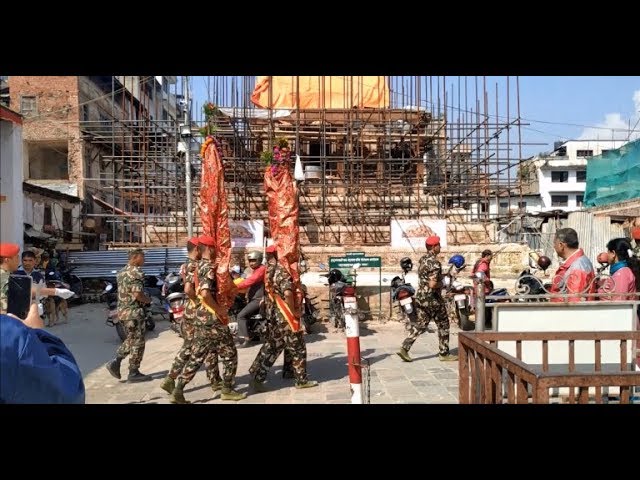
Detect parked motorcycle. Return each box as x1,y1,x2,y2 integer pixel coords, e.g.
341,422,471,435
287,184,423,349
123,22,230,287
103,274,162,342
300,283,321,332
320,263,361,330
442,255,475,331
390,257,417,327
161,271,187,335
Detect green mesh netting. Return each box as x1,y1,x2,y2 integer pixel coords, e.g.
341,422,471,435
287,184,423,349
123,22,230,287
585,139,640,207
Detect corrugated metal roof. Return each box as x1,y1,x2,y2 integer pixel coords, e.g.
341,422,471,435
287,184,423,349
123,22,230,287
67,247,188,279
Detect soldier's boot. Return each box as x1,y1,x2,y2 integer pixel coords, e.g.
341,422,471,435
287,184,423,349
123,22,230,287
105,357,123,379
397,348,413,362
160,376,175,394
295,380,319,390
438,353,459,362
210,380,223,396
127,370,153,383
249,378,269,393
220,387,247,401
169,380,190,404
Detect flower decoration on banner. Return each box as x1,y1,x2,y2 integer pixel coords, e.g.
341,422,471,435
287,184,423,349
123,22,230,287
200,135,223,158
260,138,291,175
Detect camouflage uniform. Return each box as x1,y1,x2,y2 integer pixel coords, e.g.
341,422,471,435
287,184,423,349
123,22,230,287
0,268,10,314
249,263,309,384
167,259,222,383
401,251,451,356
177,259,235,389
115,264,147,371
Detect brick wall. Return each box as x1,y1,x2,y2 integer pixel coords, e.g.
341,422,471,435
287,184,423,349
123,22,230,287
8,76,84,196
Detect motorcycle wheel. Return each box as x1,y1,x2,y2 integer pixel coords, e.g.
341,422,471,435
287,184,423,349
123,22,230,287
458,311,474,331
145,318,156,332
334,302,345,329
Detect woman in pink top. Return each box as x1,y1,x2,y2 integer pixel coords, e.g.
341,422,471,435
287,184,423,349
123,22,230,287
598,238,640,301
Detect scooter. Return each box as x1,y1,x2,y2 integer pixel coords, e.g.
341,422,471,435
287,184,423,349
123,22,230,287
442,255,475,331
162,271,187,335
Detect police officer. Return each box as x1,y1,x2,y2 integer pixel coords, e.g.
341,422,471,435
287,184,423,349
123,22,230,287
249,244,318,391
170,235,245,403
105,248,153,382
397,235,458,363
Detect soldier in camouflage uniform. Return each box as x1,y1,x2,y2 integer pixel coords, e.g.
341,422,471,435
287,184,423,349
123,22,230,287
0,243,22,315
397,236,458,363
169,235,246,403
160,237,222,394
249,244,318,391
105,248,154,382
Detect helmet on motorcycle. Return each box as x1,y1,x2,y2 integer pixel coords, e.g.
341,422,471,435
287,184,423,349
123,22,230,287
391,276,404,290
247,251,263,263
230,265,242,275
448,254,466,270
399,257,413,272
327,269,345,285
537,255,552,271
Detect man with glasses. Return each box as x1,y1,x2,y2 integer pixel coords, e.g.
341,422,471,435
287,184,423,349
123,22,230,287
550,228,595,302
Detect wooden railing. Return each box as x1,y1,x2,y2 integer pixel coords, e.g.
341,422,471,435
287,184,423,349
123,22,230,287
458,331,640,404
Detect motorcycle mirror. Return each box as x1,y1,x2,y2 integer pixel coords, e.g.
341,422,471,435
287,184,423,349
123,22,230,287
318,263,327,271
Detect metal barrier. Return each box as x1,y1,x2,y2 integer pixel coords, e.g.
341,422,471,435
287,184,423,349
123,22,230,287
458,331,640,404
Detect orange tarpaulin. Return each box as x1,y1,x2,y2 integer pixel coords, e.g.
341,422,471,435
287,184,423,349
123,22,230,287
251,76,390,109
199,136,235,323
264,144,302,332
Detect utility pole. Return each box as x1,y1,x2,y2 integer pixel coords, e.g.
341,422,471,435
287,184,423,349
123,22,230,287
183,76,193,237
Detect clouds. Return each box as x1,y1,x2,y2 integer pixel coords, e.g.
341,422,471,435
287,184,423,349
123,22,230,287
578,89,640,142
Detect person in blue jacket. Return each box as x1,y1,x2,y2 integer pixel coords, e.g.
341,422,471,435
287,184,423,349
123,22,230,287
0,303,85,404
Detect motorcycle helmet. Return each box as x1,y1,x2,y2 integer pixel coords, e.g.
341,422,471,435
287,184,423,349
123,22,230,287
247,251,264,264
537,255,552,271
391,276,404,290
327,268,345,285
597,252,610,265
448,254,466,270
399,257,413,272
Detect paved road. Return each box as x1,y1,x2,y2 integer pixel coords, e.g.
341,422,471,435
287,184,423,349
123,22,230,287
51,302,462,404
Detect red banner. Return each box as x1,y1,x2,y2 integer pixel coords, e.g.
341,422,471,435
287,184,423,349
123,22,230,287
199,136,234,323
263,143,302,327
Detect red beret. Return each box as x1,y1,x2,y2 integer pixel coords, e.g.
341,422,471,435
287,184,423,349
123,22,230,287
265,245,277,253
425,235,441,247
188,236,200,246
0,243,20,257
198,235,216,247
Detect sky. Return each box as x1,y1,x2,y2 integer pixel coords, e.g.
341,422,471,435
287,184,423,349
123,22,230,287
187,76,640,159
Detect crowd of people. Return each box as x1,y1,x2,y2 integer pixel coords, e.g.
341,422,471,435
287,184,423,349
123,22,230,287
1,226,638,404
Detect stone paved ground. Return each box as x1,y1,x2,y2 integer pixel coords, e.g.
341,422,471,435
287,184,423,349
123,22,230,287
53,303,462,404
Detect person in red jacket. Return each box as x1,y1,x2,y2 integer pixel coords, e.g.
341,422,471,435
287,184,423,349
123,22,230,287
235,250,266,347
472,249,493,294
550,228,596,302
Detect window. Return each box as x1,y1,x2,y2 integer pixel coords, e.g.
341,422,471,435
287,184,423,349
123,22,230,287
576,149,593,157
63,209,72,242
576,170,587,182
499,202,509,209
551,195,568,207
551,171,569,183
518,201,527,209
601,149,610,155
20,96,36,115
576,194,584,207
43,205,52,227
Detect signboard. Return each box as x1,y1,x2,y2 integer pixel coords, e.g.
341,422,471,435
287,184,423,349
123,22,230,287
391,219,448,249
230,220,264,248
329,255,381,269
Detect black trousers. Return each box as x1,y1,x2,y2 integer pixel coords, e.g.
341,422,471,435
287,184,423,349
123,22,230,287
237,298,262,338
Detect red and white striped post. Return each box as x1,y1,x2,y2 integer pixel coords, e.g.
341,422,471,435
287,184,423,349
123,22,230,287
344,310,363,404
